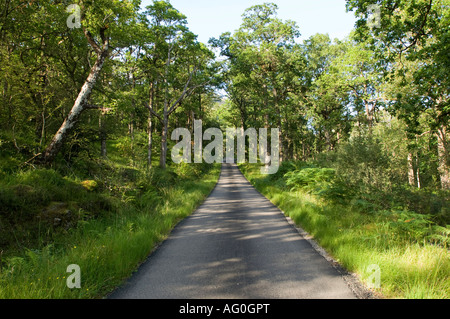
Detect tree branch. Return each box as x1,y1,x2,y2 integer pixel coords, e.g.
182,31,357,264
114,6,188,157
82,28,102,55
84,104,112,113
145,103,163,123
167,70,195,115
99,26,109,52
399,0,433,54
168,79,211,116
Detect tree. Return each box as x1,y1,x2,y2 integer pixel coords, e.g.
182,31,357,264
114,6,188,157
0,1,92,158
212,3,306,162
42,0,141,164
346,0,449,188
141,1,216,169
302,34,352,153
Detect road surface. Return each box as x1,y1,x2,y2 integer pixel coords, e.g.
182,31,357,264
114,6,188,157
109,163,357,299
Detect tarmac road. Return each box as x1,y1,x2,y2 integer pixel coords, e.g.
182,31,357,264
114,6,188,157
108,163,357,299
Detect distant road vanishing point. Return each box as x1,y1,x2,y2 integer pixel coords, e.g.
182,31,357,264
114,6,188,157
109,163,359,299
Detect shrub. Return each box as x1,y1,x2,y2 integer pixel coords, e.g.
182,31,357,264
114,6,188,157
332,135,394,192
174,161,197,179
266,160,298,182
148,167,178,192
284,167,336,192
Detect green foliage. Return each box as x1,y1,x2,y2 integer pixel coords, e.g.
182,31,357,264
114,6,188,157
0,152,220,298
149,167,178,191
265,160,298,183
283,165,352,203
332,135,393,191
285,167,335,192
210,2,307,158
0,0,448,299
310,120,450,225
240,162,450,299
0,168,114,251
346,0,449,189
80,180,99,192
0,169,81,212
383,210,435,242
174,162,211,179
135,188,161,211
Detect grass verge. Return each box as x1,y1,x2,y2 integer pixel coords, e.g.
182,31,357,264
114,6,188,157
238,163,449,299
0,161,220,299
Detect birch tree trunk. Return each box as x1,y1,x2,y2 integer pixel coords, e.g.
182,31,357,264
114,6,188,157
407,152,416,187
42,27,109,164
416,154,421,189
42,49,108,163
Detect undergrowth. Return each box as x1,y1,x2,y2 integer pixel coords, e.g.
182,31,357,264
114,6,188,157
0,155,220,298
239,162,449,299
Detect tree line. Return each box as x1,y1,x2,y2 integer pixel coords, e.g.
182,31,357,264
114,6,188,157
0,0,219,170
212,0,449,190
0,0,448,191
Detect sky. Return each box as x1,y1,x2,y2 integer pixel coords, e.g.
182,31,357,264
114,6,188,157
139,0,358,44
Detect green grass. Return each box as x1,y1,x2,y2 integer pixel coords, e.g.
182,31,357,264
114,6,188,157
0,157,220,298
239,163,449,299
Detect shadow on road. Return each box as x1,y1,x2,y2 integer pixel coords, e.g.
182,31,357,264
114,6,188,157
109,164,357,299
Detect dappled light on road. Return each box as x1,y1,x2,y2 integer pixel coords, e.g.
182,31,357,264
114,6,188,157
109,164,356,299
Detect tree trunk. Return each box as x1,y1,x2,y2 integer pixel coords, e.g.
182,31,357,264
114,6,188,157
407,152,416,187
416,153,421,189
365,101,373,130
99,111,107,158
101,137,107,158
273,87,283,163
40,107,46,147
437,126,449,190
148,83,154,168
148,113,153,167
42,49,109,164
160,116,169,169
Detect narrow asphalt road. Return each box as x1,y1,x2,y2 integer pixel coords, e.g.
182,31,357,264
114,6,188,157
109,163,357,299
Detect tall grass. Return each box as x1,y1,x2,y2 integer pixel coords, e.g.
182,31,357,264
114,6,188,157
239,163,449,299
0,162,220,299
